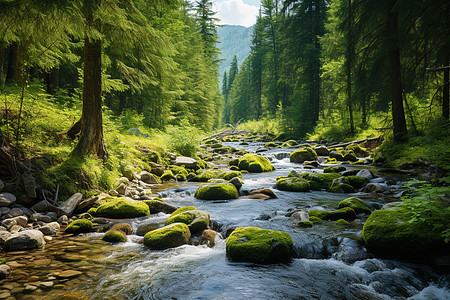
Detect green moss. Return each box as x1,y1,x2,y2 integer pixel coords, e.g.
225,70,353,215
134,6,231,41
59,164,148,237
65,219,93,234
171,206,197,216
102,230,127,243
110,223,133,235
238,153,275,173
324,158,339,164
281,140,299,148
346,176,369,189
0,258,5,265
92,197,150,218
306,172,342,190
229,165,240,171
165,210,210,233
197,159,209,170
221,170,242,180
307,210,331,220
276,177,310,192
226,227,293,264
191,169,226,182
328,177,357,193
161,170,175,181
229,158,240,167
308,207,356,221
290,148,317,163
362,209,446,258
324,166,346,173
335,219,350,225
143,223,191,250
144,199,176,214
338,197,371,214
345,143,368,157
309,216,323,224
194,183,239,200
298,221,313,228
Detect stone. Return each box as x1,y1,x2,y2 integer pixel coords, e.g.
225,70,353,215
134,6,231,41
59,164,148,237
76,195,101,212
314,146,329,156
328,177,357,193
88,197,150,218
57,270,83,279
109,190,119,197
30,213,52,223
10,208,23,217
136,223,162,236
9,225,22,233
31,200,53,213
21,173,37,198
40,281,54,289
303,160,320,168
0,193,16,207
143,198,177,214
249,188,277,199
3,230,45,251
174,156,197,169
165,210,210,234
238,153,275,173
276,177,310,192
116,183,127,195
109,223,133,235
303,172,342,190
102,230,126,243
338,197,371,214
143,223,191,250
139,171,160,184
356,169,375,180
0,207,10,215
57,193,82,217
38,222,60,235
290,148,317,163
194,183,239,200
226,227,293,264
199,229,217,248
228,177,244,191
65,219,93,234
289,210,309,223
57,215,69,225
1,219,16,230
0,231,11,245
308,207,357,221
364,183,385,193
0,179,3,192
12,216,28,227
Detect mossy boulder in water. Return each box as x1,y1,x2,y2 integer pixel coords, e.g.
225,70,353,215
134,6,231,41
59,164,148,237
65,219,93,234
338,197,371,214
144,198,177,214
323,166,346,173
345,143,368,157
290,148,317,163
194,183,239,200
362,208,448,259
328,177,357,193
314,145,330,156
165,209,210,233
238,153,275,173
281,140,299,148
308,207,357,221
276,177,310,192
143,223,191,250
264,142,278,148
345,176,369,189
102,230,126,243
88,197,150,218
160,170,175,181
190,169,226,182
304,172,342,190
171,206,197,216
226,227,293,264
222,170,242,180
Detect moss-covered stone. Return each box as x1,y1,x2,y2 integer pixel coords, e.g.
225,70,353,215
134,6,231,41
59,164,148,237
345,176,369,189
143,223,191,250
109,223,133,235
323,166,346,173
165,210,210,234
328,177,357,193
229,165,240,171
309,216,323,224
338,197,371,214
65,219,93,234
281,140,299,148
161,170,175,181
144,198,177,214
308,207,356,221
171,206,197,216
221,170,242,181
238,153,275,173
194,183,239,200
314,145,330,156
290,148,317,163
345,143,368,157
335,219,350,225
264,142,278,147
343,151,358,162
298,221,313,228
229,158,240,167
305,172,342,190
362,209,447,258
276,177,310,192
190,169,226,182
324,157,339,164
226,227,293,264
102,230,126,243
89,197,150,218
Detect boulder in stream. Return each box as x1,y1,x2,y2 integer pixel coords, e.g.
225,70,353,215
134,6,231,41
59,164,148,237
0,193,16,207
338,197,371,214
308,207,357,221
88,197,150,218
276,177,310,192
165,209,210,234
238,153,275,173
194,183,239,200
102,230,127,243
144,223,191,250
3,230,45,251
226,227,293,264
144,198,177,214
328,177,357,193
65,219,93,234
290,148,317,163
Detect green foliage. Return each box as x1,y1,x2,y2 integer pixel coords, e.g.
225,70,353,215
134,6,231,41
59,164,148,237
237,118,283,136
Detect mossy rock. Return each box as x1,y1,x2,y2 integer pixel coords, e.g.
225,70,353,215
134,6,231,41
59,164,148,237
323,166,346,173
190,169,226,182
226,227,293,264
281,140,299,148
194,183,239,200
264,142,278,148
298,221,313,228
229,158,240,167
197,159,209,170
338,197,371,214
229,165,240,171
238,153,275,173
345,143,368,157
328,177,357,193
143,223,191,250
308,207,356,221
290,148,317,163
362,209,448,259
144,198,177,214
345,176,369,189
309,216,322,224
102,230,126,243
109,223,133,235
335,219,350,225
276,177,310,192
343,151,358,162
171,206,197,216
89,197,150,218
324,157,339,164
221,170,242,181
65,219,93,234
161,170,175,181
306,172,342,190
165,210,210,234
314,145,330,156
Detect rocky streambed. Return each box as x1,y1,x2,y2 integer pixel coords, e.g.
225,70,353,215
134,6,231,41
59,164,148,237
0,136,449,299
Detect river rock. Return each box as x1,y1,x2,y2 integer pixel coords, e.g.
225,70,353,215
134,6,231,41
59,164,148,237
57,270,83,279
338,197,371,214
0,231,11,245
143,223,191,250
139,171,160,184
3,229,45,251
21,173,37,198
136,222,162,236
0,264,11,279
57,215,69,225
303,160,320,168
1,219,16,230
143,198,176,214
356,169,375,180
289,210,310,223
57,193,82,216
65,219,93,234
226,227,293,264
0,193,16,207
329,150,345,161
328,177,357,193
314,146,330,156
10,208,23,217
88,197,150,218
199,229,217,248
38,222,60,235
290,148,317,163
102,230,127,243
248,188,277,199
165,209,210,234
228,177,244,191
364,183,385,193
174,156,197,169
194,183,239,200
0,207,10,216
30,213,52,223
308,207,357,221
238,153,275,173
0,179,4,192
31,200,53,213
276,177,310,192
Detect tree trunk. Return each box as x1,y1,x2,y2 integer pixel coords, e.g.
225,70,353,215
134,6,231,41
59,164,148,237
386,0,407,142
5,42,18,83
443,56,449,121
72,0,108,159
346,0,354,135
0,44,5,85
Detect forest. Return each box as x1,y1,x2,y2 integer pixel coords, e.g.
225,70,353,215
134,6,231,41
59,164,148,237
0,0,449,298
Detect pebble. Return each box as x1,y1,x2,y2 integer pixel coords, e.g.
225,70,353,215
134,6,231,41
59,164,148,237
7,261,25,268
24,285,37,292
0,292,11,299
10,208,23,217
40,281,54,289
56,270,83,278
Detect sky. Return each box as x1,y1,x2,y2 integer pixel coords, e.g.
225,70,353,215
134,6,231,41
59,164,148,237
213,0,260,27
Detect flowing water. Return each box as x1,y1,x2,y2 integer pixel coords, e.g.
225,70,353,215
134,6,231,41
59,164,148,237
2,142,449,299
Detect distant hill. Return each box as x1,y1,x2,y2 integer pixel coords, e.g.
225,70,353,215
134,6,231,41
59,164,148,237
217,25,253,83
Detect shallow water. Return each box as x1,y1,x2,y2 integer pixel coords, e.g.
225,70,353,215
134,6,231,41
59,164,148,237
2,142,449,299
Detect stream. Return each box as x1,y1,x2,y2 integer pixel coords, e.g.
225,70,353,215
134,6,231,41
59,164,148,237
2,142,449,299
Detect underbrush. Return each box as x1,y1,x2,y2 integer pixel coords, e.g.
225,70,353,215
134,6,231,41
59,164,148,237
236,118,283,136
